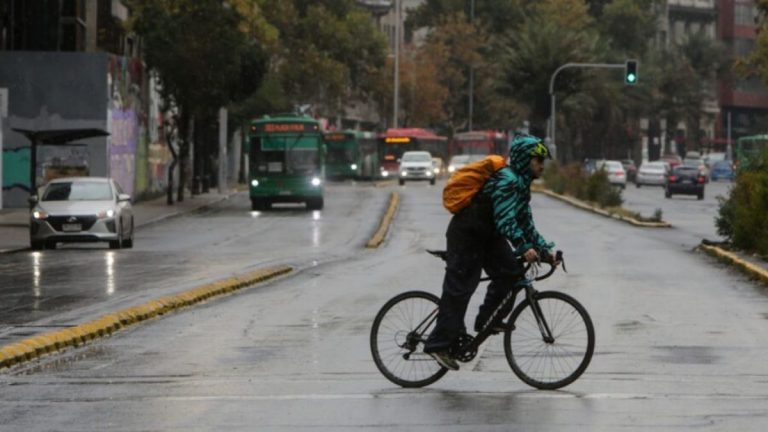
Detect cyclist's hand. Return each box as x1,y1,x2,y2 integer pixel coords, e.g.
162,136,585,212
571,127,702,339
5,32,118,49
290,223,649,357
523,248,539,263
540,249,561,267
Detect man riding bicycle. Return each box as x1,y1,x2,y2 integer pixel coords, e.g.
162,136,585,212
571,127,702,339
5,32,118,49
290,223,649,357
424,134,557,371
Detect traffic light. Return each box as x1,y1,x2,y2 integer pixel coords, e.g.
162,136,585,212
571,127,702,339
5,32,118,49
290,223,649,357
625,60,638,85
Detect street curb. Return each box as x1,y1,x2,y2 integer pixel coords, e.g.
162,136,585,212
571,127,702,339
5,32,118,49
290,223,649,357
532,186,672,228
366,192,400,249
0,265,292,371
699,244,768,286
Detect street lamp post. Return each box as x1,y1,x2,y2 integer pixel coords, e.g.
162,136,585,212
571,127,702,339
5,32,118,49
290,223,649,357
468,0,475,131
393,0,400,129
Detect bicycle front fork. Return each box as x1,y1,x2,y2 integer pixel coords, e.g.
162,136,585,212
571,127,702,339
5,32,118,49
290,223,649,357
525,286,555,344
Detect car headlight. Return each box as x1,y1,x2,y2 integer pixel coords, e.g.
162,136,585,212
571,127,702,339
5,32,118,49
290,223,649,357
426,171,433,177
401,171,408,177
448,166,456,173
251,179,260,187
98,209,116,219
350,164,358,170
32,210,49,220
311,177,322,187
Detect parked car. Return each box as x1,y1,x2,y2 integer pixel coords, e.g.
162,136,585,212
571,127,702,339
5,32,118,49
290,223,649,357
660,153,682,169
399,151,436,185
709,160,735,181
431,157,445,177
620,159,637,183
636,161,670,187
595,160,627,189
682,157,709,181
665,166,705,200
703,152,727,168
29,177,134,250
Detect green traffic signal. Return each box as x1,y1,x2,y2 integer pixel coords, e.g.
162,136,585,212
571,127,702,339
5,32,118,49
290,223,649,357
625,60,638,85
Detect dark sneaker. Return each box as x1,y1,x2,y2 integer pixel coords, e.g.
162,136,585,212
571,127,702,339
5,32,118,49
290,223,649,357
427,351,460,371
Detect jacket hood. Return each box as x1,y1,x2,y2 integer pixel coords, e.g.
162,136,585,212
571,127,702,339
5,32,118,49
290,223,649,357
508,134,547,180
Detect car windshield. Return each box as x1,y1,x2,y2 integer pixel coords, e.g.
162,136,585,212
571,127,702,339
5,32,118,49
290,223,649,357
683,159,703,167
450,155,470,164
42,182,113,201
674,167,698,175
402,153,431,162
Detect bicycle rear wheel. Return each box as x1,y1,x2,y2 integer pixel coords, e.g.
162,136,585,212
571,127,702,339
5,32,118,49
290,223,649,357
370,291,448,388
504,291,594,390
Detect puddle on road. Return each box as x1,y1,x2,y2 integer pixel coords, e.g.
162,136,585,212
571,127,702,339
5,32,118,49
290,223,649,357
651,345,720,364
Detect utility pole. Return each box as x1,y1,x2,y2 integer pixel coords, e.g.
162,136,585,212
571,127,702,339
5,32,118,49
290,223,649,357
468,0,475,131
393,0,400,129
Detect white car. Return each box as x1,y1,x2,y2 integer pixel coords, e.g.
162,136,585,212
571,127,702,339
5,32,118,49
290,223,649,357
636,161,670,187
595,160,627,188
447,154,485,174
399,151,436,185
29,177,135,250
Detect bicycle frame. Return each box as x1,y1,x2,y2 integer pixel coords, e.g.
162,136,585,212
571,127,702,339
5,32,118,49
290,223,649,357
405,274,554,361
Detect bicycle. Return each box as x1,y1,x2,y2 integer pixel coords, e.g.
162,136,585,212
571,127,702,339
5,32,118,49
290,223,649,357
370,250,595,390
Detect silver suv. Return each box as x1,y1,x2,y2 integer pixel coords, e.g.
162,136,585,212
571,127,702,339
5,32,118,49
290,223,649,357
398,151,435,185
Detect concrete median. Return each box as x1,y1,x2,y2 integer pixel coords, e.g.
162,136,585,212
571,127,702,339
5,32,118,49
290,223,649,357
366,192,400,249
0,265,292,371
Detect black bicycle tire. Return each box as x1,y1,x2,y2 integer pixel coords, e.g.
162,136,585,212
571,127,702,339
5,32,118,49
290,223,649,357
370,290,448,388
503,291,595,390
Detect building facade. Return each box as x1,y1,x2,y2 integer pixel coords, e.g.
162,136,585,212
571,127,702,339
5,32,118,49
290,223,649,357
718,0,768,143
0,0,172,209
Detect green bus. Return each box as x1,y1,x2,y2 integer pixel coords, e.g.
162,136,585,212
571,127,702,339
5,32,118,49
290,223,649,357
247,115,325,211
323,130,379,179
735,134,768,171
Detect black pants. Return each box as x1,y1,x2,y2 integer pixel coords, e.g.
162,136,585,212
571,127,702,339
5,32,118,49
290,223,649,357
424,225,523,353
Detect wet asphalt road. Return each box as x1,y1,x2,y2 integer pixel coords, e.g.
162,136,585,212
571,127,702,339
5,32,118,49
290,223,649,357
0,182,387,345
2,179,768,431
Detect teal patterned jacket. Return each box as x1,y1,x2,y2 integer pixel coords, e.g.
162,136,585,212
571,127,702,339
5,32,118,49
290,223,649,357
480,135,554,254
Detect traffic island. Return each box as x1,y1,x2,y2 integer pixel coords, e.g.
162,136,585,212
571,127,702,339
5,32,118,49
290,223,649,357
366,192,400,248
699,242,768,286
0,265,292,371
531,184,671,228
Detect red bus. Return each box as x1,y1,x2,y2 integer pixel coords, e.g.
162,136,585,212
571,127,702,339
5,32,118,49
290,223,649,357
451,130,508,156
379,128,449,178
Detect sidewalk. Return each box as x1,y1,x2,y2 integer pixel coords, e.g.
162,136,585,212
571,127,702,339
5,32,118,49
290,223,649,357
0,188,245,253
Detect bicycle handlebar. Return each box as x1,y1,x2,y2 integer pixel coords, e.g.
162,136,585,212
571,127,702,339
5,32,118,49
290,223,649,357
522,250,565,282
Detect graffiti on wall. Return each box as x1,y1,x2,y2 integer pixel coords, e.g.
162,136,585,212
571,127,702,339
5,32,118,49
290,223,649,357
2,147,30,192
107,55,171,198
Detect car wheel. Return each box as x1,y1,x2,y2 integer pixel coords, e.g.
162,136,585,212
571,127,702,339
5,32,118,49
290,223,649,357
121,218,134,248
109,223,122,249
430,178,436,186
44,241,56,250
665,189,671,199
697,192,704,200
398,179,405,186
636,182,641,188
30,240,44,251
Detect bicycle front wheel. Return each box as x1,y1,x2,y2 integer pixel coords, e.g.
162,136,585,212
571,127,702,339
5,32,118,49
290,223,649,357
370,291,448,388
504,291,595,390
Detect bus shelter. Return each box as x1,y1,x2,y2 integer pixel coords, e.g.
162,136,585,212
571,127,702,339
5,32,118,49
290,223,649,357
12,128,110,201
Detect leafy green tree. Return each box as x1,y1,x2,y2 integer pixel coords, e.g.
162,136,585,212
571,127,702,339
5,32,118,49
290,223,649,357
127,0,259,202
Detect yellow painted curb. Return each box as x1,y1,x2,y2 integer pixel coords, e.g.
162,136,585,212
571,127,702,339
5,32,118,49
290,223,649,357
366,192,400,249
0,265,292,371
533,187,672,228
699,244,768,285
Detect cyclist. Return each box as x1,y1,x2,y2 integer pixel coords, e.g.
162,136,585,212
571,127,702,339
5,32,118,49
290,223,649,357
424,134,557,371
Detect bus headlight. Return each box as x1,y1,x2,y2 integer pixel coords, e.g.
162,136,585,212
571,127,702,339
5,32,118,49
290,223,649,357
350,164,358,170
311,177,322,187
251,179,259,187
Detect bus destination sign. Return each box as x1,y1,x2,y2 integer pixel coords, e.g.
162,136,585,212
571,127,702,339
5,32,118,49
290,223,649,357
324,133,349,141
254,122,319,133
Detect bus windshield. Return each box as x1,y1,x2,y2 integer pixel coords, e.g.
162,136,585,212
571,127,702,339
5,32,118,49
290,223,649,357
251,135,320,175
327,142,355,164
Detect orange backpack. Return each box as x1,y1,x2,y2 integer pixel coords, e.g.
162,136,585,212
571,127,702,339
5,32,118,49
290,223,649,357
443,155,506,213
